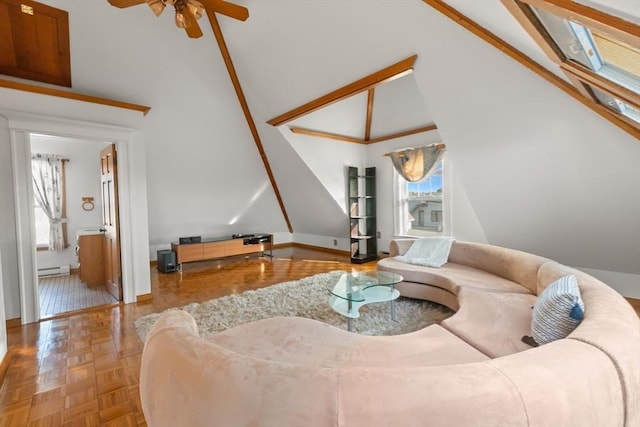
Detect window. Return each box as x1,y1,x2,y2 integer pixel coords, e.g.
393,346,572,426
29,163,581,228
502,0,640,134
394,159,445,237
34,200,51,248
32,155,68,251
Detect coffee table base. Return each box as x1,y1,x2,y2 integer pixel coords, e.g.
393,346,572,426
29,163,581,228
329,287,400,332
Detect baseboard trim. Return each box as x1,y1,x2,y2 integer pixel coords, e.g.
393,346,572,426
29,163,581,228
272,242,292,249
6,318,21,329
290,242,350,256
136,293,153,302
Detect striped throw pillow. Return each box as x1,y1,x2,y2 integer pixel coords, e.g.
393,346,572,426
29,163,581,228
532,275,584,345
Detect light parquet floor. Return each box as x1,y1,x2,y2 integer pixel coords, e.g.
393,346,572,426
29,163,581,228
1,246,375,426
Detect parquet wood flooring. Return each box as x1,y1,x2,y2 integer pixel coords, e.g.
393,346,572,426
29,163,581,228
629,298,640,317
2,246,375,426
2,246,638,426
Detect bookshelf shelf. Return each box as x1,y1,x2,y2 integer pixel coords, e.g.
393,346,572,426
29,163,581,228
348,166,377,264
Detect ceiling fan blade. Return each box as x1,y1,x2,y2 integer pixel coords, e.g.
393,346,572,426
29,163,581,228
200,0,249,21
183,9,204,38
107,0,146,8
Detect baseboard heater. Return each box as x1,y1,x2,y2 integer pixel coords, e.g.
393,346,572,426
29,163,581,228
37,265,70,277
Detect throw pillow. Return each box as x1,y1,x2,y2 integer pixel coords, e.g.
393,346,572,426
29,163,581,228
531,275,585,345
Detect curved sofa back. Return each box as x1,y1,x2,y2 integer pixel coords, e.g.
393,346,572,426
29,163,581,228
538,261,640,427
447,241,550,294
140,243,640,427
390,239,550,295
387,239,640,426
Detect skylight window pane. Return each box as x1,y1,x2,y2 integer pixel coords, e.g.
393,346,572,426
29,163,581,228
591,86,640,124
531,6,639,97
532,7,593,68
592,31,640,77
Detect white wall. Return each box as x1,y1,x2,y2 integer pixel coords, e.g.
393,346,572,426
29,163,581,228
411,4,640,276
0,115,20,321
227,0,639,294
0,117,10,360
30,135,107,270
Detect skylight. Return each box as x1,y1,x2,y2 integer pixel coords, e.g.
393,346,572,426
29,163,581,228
502,0,640,134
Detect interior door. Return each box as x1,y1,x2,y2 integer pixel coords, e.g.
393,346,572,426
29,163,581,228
100,144,122,301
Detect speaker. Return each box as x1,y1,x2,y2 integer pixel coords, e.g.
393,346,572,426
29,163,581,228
157,250,177,273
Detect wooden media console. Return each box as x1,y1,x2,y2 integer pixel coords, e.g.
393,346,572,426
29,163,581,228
171,234,273,270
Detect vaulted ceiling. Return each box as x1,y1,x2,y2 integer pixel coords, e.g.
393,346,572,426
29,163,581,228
2,0,639,294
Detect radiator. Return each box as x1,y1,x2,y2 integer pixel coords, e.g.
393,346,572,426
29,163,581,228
37,265,71,277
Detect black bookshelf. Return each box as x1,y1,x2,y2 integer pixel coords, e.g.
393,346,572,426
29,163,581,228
348,166,377,263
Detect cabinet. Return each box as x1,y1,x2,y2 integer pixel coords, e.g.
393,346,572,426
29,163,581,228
171,234,273,270
0,0,72,86
348,166,377,263
77,233,105,288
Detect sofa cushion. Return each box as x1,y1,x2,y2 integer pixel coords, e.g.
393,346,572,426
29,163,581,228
441,287,537,358
531,275,584,345
378,257,532,295
209,317,489,368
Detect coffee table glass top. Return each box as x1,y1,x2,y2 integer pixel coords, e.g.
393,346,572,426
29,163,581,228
327,271,403,302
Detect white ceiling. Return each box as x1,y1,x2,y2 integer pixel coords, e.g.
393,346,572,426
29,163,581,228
286,73,434,140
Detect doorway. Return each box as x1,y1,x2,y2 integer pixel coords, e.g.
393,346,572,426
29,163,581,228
30,133,119,318
4,109,149,325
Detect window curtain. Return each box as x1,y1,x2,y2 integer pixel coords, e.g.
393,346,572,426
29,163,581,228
32,154,66,251
388,144,446,182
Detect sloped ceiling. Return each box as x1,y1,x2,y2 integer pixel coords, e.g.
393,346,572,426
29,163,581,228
2,0,638,281
281,73,435,221
218,0,639,276
286,72,435,139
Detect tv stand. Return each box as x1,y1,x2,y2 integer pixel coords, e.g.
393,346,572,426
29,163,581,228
171,233,273,271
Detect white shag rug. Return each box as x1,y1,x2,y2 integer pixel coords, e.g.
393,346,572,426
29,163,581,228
134,270,453,341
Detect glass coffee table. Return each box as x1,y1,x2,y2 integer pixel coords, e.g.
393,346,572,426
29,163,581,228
327,271,403,332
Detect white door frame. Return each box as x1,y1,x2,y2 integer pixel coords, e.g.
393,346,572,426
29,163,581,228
4,110,140,324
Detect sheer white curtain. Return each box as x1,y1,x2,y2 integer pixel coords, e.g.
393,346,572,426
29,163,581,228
32,154,66,251
389,144,446,182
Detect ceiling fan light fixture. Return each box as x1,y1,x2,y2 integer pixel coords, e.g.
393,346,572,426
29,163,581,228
146,0,165,16
187,0,205,20
175,11,188,28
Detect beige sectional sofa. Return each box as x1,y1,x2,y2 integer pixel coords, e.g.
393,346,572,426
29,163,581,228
139,240,640,427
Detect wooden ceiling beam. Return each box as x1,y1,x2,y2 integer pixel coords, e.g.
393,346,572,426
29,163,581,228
207,11,293,233
289,127,368,144
364,88,375,141
289,124,438,145
267,55,417,127
0,78,151,115
367,124,438,143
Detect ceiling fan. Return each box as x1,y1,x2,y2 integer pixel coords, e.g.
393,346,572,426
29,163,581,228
107,0,249,38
